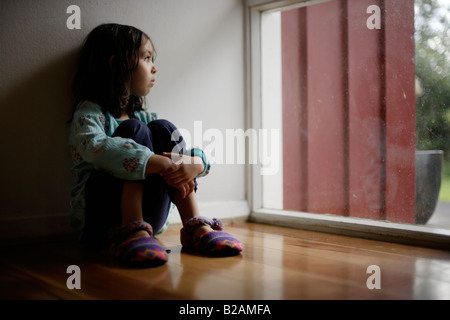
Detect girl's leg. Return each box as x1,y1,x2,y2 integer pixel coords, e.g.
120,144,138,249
119,119,242,256
174,190,200,225
145,119,192,231
120,181,149,241
112,120,150,240
104,119,174,266
146,119,211,237
177,190,243,256
173,190,213,239
83,170,122,247
116,119,184,234
120,182,144,225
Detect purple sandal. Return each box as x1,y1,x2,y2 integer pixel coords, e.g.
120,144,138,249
180,217,243,256
109,220,168,267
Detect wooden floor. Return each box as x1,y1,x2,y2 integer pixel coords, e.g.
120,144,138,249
1,222,450,300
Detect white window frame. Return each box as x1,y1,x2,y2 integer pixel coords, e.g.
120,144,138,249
244,0,450,249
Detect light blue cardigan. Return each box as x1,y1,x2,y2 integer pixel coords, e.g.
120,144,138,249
68,100,210,232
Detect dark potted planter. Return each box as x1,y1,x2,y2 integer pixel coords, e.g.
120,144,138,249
415,150,443,224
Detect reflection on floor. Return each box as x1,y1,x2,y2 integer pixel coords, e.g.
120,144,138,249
1,222,449,300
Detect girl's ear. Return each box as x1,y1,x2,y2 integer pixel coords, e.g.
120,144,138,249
108,55,115,71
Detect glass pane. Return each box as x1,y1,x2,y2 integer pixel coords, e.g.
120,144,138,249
260,0,450,229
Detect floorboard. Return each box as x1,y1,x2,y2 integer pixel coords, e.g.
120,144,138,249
1,222,449,300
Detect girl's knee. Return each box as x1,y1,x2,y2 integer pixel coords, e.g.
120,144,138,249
147,119,178,133
113,118,149,138
113,119,153,147
148,119,185,153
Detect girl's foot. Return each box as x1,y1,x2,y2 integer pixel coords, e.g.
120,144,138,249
193,225,214,240
180,217,243,256
109,220,168,267
126,229,151,242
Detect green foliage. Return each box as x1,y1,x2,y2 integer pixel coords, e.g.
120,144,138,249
415,0,450,161
442,158,450,201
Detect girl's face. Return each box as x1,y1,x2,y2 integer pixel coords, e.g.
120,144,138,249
130,38,157,97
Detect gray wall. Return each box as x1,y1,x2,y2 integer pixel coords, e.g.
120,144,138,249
0,0,247,238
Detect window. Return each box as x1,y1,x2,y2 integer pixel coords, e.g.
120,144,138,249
246,0,450,248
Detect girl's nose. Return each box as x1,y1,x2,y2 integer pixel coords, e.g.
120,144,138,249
152,65,157,74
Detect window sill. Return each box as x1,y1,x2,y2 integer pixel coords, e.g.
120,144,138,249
249,208,450,250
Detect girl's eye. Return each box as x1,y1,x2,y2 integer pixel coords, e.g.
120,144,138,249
143,55,153,62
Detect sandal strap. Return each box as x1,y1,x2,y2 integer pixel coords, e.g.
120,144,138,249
109,220,153,243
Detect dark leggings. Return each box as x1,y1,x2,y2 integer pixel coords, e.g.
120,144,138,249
82,119,190,247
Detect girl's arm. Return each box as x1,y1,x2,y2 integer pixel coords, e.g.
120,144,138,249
71,104,152,181
144,154,175,174
145,154,200,198
145,153,204,177
71,102,206,197
159,153,205,187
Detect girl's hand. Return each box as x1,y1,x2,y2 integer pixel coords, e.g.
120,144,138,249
175,180,196,199
160,152,204,188
145,153,201,199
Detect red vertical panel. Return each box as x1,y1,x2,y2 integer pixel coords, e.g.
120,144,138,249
347,0,384,219
384,0,416,223
280,0,416,223
282,9,308,211
306,1,346,214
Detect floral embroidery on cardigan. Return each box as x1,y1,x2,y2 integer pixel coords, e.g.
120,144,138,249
72,148,81,163
122,141,139,149
123,158,141,173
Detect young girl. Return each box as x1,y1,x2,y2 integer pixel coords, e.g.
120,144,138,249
69,23,243,267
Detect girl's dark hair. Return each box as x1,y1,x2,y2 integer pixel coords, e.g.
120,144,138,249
71,23,154,119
